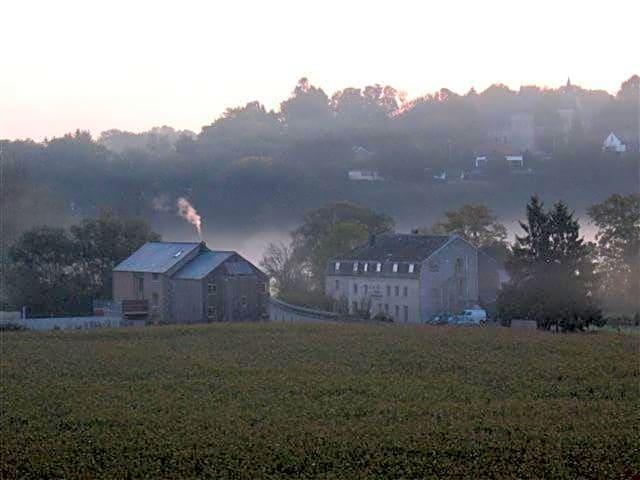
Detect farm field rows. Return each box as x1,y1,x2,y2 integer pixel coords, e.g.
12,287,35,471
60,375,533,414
1,323,638,478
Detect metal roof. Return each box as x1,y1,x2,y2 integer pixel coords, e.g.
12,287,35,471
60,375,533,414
224,261,254,276
113,242,201,273
172,251,234,280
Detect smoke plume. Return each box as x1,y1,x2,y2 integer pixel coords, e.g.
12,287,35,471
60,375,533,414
177,197,202,237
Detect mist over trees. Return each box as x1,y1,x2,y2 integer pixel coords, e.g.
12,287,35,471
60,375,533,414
1,75,638,250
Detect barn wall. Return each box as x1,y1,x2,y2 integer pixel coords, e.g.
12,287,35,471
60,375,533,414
223,274,261,321
112,271,135,303
171,278,204,324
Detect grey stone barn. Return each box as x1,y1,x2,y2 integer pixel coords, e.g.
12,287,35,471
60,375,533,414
325,233,500,323
113,242,269,324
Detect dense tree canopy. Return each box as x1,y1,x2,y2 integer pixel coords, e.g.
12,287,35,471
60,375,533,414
6,211,160,316
587,193,640,315
432,204,508,246
498,196,602,331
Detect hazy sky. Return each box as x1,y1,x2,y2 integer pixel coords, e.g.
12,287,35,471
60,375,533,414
2,0,638,140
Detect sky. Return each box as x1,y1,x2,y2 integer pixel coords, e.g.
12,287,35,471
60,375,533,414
2,0,639,141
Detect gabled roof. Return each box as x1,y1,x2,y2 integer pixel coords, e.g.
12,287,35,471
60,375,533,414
603,132,626,145
113,242,201,273
337,234,452,262
172,250,234,280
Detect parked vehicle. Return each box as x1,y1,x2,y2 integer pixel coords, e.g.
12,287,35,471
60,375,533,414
431,308,487,325
450,308,487,325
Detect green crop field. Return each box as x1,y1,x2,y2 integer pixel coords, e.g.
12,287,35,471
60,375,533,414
1,323,638,479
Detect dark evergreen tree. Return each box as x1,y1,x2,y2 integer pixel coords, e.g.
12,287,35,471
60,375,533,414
498,196,602,331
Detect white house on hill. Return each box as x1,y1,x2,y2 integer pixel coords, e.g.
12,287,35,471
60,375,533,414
602,132,627,153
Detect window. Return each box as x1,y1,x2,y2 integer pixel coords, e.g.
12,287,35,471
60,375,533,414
208,283,217,294
386,285,391,296
207,306,216,319
395,305,400,318
241,295,247,308
363,263,368,273
335,279,340,291
335,261,341,271
392,263,398,273
404,306,408,322
152,273,160,281
353,283,358,294
394,286,399,296
137,277,144,296
376,263,381,272
384,304,389,313
403,286,408,297
152,292,159,307
353,262,359,272
455,258,464,274
364,284,368,294
408,264,415,273
352,301,358,313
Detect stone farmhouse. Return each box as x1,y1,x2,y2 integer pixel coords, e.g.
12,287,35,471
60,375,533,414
113,242,268,324
325,233,500,323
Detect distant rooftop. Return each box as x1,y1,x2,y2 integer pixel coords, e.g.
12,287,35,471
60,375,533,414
113,242,201,273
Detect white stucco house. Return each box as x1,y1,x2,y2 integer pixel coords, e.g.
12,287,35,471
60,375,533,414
325,233,501,323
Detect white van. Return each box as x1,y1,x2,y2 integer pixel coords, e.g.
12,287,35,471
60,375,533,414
450,308,487,325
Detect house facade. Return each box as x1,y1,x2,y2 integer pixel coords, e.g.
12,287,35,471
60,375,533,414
113,242,268,324
325,234,497,323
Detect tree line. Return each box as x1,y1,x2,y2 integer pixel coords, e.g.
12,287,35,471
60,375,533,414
2,76,638,248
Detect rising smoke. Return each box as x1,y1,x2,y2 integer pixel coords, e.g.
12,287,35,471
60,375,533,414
177,197,202,238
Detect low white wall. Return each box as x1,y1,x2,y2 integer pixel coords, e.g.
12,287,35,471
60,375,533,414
1,316,121,331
